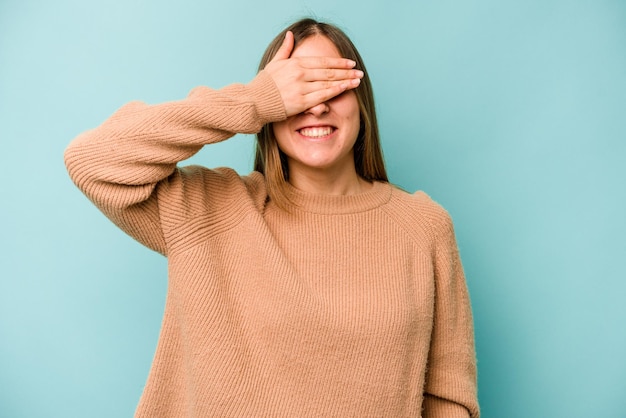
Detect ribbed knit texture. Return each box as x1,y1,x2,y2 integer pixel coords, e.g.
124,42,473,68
64,70,479,418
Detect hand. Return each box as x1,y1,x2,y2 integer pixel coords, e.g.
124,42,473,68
263,31,364,117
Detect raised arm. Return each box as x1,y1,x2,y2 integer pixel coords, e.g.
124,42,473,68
64,72,285,254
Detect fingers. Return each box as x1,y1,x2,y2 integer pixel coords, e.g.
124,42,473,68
322,77,362,97
281,56,362,90
282,70,362,114
270,31,295,63
279,76,361,117
297,56,357,70
299,77,361,95
302,68,364,83
298,78,361,111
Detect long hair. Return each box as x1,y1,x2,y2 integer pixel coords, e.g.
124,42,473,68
255,18,387,209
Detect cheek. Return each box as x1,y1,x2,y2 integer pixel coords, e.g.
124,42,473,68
338,95,361,138
272,122,290,149
348,113,361,143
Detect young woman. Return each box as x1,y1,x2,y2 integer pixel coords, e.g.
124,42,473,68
65,18,479,418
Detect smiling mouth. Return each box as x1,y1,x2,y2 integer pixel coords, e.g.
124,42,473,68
298,126,336,139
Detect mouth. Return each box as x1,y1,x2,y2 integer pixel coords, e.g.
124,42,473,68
297,125,336,139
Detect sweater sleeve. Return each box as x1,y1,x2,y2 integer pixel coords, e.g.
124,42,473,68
422,211,480,418
64,70,286,255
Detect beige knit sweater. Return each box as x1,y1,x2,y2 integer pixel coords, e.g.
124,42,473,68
64,71,479,418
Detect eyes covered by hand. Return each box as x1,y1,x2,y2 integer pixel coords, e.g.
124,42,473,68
263,31,364,117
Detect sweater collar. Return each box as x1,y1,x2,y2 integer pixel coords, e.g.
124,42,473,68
283,181,392,214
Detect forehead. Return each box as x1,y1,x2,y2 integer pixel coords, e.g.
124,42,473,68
291,35,341,58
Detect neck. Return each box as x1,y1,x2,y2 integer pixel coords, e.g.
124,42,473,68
287,162,371,195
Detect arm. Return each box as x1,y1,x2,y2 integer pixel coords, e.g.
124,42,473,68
423,213,480,418
64,72,285,254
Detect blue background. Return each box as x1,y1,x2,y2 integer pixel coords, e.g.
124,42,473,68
1,0,625,417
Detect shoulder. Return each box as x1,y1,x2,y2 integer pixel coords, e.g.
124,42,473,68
158,165,269,219
380,185,455,245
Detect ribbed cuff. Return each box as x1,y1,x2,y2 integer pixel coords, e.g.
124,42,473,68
246,70,287,125
422,395,472,418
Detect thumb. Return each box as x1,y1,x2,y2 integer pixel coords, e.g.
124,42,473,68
270,31,294,62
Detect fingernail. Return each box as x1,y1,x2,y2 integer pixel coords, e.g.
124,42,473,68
355,70,364,78
348,60,356,67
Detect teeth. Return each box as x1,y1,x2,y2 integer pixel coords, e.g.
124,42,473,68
299,126,333,138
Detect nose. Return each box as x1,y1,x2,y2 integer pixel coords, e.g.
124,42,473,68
304,101,330,117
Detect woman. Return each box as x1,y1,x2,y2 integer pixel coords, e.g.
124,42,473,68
65,18,479,418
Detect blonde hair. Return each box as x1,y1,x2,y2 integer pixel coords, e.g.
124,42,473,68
255,18,387,209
